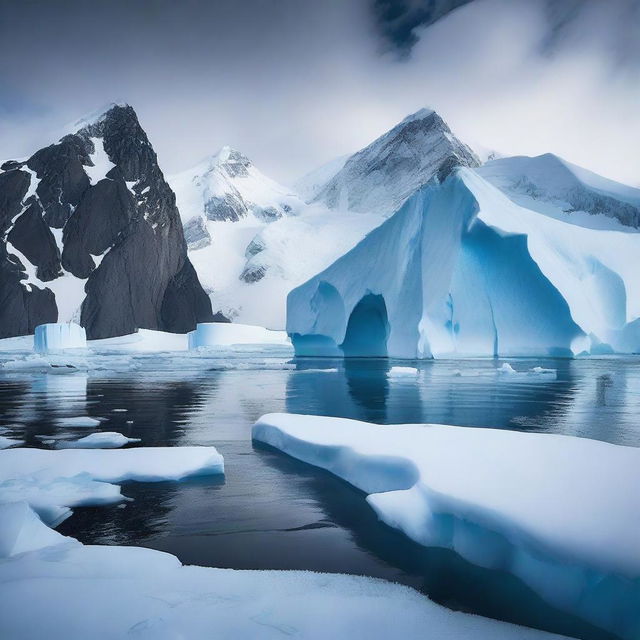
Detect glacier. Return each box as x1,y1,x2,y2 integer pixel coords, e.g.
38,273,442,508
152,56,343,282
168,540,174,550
287,164,640,358
34,322,86,353
253,412,640,640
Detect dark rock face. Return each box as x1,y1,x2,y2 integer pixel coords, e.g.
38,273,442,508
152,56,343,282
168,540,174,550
0,104,213,339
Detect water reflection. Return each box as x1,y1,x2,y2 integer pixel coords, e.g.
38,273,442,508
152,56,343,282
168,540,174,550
1,356,639,640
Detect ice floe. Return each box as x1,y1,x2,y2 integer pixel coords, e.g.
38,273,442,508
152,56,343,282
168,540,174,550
253,413,640,639
53,432,141,449
56,416,102,428
0,502,565,640
0,446,224,526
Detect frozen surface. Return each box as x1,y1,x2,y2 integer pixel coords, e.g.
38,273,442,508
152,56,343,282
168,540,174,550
253,413,640,639
0,436,24,449
188,322,290,348
0,446,224,526
288,167,640,358
0,502,70,558
34,323,86,353
54,432,141,449
0,503,565,640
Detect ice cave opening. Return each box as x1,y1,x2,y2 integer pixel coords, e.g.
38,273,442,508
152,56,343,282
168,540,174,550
340,294,389,358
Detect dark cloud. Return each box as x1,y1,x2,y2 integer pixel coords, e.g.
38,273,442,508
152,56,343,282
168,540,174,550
371,0,472,56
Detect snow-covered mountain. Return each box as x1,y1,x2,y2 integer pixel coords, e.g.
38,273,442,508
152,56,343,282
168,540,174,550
170,146,304,250
0,104,213,339
172,109,483,328
311,108,480,216
169,147,384,328
477,153,640,230
287,162,640,358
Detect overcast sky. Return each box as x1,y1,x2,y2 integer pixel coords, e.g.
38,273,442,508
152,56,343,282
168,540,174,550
1,0,638,185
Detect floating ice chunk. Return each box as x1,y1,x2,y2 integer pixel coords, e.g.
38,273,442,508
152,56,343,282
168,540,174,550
498,362,517,374
530,366,557,376
34,323,86,353
0,436,24,449
0,502,71,558
389,366,419,376
54,432,141,449
0,446,224,526
57,416,102,428
253,413,640,639
498,363,557,380
188,322,290,348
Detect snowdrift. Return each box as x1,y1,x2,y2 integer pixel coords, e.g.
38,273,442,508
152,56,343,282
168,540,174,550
253,413,640,640
287,168,640,358
34,322,86,353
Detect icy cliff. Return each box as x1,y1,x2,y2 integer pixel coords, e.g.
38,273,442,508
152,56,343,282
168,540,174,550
288,168,640,358
34,322,86,353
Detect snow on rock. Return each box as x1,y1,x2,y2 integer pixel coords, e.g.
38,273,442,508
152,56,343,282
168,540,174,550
188,322,290,348
34,322,86,353
293,153,350,201
54,432,141,449
477,154,640,230
0,446,224,526
0,502,71,558
312,108,480,217
253,413,640,639
288,167,640,358
0,506,566,640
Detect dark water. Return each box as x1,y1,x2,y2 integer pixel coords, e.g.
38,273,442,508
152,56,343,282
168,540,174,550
1,354,639,640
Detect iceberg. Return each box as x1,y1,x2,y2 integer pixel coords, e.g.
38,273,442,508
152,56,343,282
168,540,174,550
0,502,566,640
253,413,640,640
287,167,640,358
34,323,86,353
188,322,289,348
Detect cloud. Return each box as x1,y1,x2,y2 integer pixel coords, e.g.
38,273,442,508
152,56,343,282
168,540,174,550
0,0,638,186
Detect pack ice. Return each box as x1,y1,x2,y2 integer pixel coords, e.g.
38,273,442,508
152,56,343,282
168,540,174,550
253,413,640,640
34,322,86,353
287,159,640,358
0,502,567,640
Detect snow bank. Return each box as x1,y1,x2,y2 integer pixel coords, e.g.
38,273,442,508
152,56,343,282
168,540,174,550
0,504,565,640
287,168,640,358
54,432,140,449
253,413,640,639
34,323,86,353
0,446,224,526
188,322,289,348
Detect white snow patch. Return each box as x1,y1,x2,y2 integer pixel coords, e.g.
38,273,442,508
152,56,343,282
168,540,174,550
253,413,640,639
0,436,24,450
84,137,115,184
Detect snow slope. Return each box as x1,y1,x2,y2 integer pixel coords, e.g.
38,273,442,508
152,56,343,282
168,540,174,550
478,154,640,230
170,146,384,328
253,413,640,640
287,167,640,357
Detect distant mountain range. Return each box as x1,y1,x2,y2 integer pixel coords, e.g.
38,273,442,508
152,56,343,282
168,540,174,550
1,102,638,342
